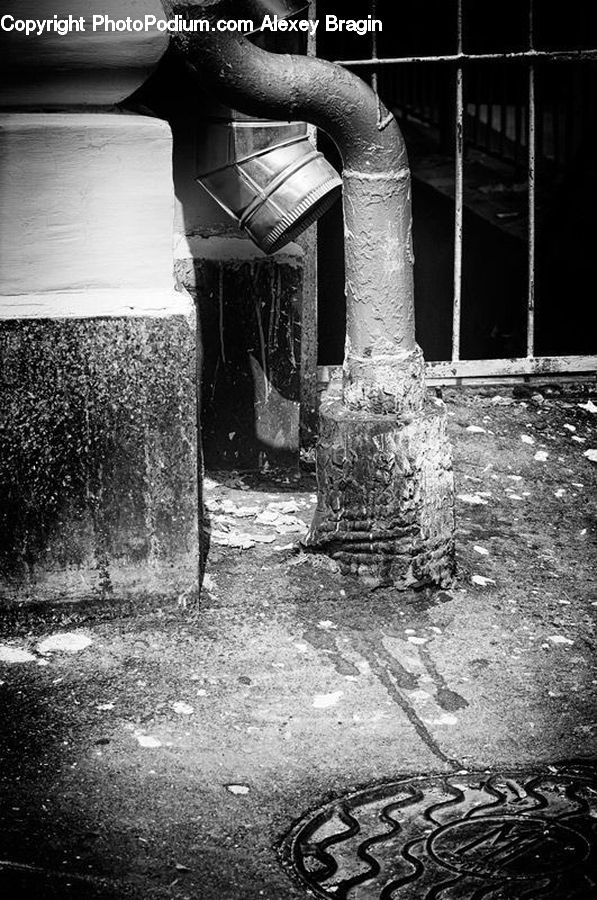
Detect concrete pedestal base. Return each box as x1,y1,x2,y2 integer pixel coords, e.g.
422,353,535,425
304,386,455,589
0,111,200,605
0,315,199,605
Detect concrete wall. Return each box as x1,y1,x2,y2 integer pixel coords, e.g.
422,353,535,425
0,14,200,605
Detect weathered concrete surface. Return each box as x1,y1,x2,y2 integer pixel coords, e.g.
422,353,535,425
0,384,595,899
0,315,199,604
305,374,454,588
0,114,178,314
305,398,455,588
176,237,303,470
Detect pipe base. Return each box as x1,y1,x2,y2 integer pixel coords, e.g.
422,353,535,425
304,387,455,589
343,346,426,415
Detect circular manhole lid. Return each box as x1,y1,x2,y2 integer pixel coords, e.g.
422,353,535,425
282,764,597,899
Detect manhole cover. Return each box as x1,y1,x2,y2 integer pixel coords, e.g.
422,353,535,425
283,765,597,899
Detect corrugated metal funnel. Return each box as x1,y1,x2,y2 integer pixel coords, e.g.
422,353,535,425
196,113,341,253
191,0,341,253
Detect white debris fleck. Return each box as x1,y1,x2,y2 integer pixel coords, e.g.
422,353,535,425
507,474,523,481
171,701,194,716
466,425,486,433
471,575,495,587
267,500,300,514
134,733,162,749
407,636,428,645
226,784,250,795
317,620,338,630
37,633,92,655
232,506,260,518
473,545,489,555
572,435,586,443
534,450,549,462
409,689,433,702
563,424,576,432
0,645,37,664
211,530,254,549
457,493,488,506
202,573,217,592
96,702,115,711
548,635,574,646
255,509,305,534
424,714,458,726
578,400,597,413
521,434,535,445
583,449,597,463
554,488,566,498
313,691,343,709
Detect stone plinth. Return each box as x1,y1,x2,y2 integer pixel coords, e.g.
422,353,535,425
0,110,200,603
0,316,198,604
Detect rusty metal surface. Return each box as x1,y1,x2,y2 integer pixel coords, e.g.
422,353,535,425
283,765,597,898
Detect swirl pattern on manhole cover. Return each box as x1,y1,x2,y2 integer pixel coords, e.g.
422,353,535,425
282,765,597,898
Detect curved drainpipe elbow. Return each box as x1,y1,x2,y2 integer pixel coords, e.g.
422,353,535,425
170,3,423,414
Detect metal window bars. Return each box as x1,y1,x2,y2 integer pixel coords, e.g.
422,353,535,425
329,0,597,383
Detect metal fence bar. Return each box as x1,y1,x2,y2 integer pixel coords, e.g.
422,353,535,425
320,356,597,385
527,0,536,358
322,5,597,382
370,0,378,94
335,49,597,67
452,0,464,363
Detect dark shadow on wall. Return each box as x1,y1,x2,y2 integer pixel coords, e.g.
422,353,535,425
125,49,305,472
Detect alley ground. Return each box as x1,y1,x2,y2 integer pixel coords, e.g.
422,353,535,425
0,383,596,899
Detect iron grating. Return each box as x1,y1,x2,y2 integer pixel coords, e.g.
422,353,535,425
282,763,597,899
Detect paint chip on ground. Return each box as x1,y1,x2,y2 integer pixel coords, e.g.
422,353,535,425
171,701,194,716
471,575,495,587
37,633,93,655
313,691,343,709
226,784,250,795
134,733,162,749
0,645,37,664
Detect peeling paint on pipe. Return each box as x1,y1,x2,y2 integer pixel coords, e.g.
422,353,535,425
168,0,417,409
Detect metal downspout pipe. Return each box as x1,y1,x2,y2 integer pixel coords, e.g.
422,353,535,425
169,4,423,414
170,0,455,588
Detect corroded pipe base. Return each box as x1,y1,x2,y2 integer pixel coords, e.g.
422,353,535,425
304,386,455,589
